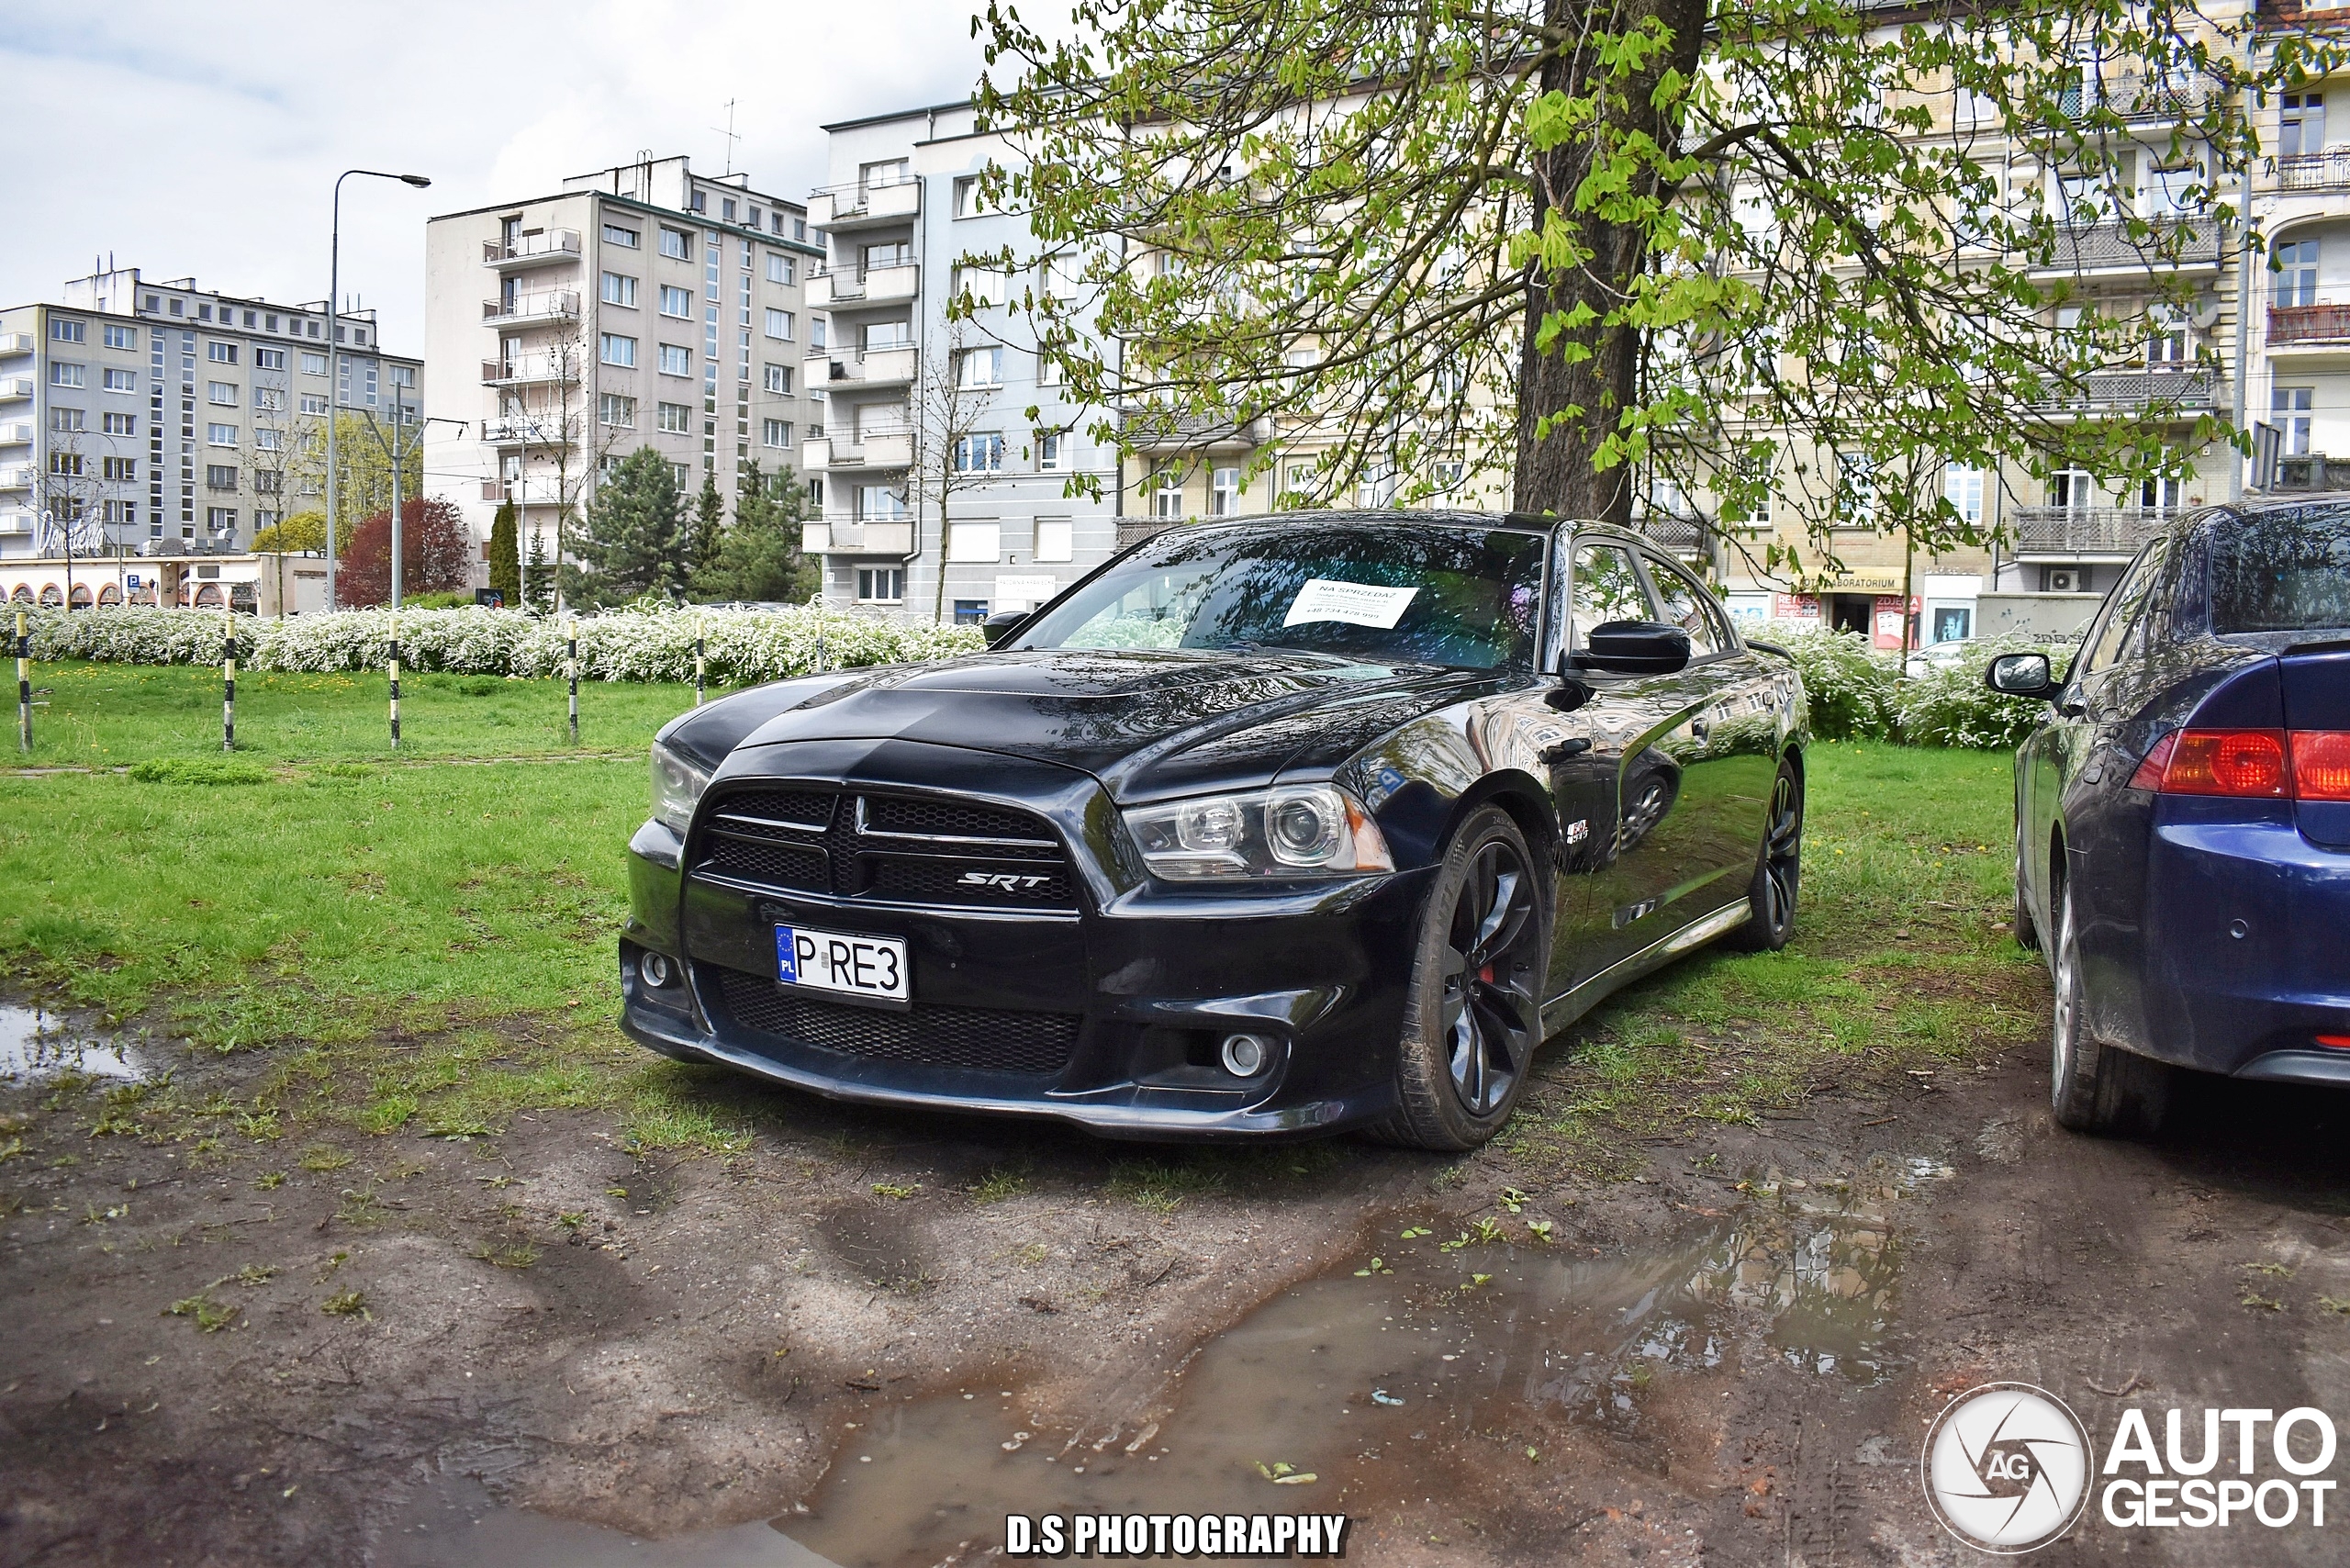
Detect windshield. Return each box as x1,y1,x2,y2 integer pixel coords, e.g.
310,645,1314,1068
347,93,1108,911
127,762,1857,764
1013,521,1548,670
2208,508,2350,633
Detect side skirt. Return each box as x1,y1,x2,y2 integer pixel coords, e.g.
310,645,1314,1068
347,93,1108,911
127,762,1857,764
1538,901,1751,1039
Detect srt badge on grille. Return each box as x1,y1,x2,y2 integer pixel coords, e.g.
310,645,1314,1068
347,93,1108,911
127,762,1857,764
959,870,1054,891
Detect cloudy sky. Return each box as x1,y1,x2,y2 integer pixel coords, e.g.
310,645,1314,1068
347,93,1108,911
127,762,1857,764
4,0,997,346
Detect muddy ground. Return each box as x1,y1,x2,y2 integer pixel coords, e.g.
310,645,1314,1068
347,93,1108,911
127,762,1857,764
5,991,2350,1568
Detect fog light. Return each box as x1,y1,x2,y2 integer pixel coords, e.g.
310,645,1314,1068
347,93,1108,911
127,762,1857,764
1219,1032,1272,1078
638,949,677,989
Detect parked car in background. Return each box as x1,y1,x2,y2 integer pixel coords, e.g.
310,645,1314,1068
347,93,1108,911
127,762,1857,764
1989,496,2350,1134
621,513,1808,1149
1904,638,1977,678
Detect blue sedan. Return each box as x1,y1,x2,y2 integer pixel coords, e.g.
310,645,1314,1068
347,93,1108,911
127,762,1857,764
1987,497,2350,1135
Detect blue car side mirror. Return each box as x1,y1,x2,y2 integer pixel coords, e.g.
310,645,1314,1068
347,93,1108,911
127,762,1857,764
980,610,1028,648
1572,621,1691,676
1986,652,2058,700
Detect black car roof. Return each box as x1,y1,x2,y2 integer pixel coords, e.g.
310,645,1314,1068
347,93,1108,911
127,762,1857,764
1147,509,1638,540
2187,493,2350,529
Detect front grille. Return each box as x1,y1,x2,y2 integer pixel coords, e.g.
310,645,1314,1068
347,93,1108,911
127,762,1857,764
691,786,1079,911
714,967,1080,1075
861,795,1054,842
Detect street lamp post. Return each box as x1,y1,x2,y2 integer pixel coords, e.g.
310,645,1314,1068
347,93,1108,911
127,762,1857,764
326,168,431,611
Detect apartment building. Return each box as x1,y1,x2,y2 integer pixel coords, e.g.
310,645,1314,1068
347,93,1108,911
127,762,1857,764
800,104,1118,621
2247,0,2350,495
0,267,418,571
423,155,821,587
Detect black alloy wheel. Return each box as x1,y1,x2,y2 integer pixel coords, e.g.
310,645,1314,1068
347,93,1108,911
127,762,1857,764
1730,757,1804,951
1371,805,1549,1150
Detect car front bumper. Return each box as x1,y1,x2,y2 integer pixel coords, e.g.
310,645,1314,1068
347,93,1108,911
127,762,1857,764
620,810,1436,1142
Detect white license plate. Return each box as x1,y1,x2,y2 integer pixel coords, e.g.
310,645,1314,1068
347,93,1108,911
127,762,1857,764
776,924,910,1004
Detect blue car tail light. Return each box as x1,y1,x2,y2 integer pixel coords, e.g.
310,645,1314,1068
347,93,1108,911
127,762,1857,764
2131,728,2350,801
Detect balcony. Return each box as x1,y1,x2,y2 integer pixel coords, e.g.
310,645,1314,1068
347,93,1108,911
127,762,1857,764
2011,506,2175,556
0,333,31,356
811,178,920,231
0,465,33,490
482,290,580,327
0,510,31,534
0,421,30,445
2060,71,2221,124
811,263,919,308
480,476,565,505
0,376,31,400
2268,301,2350,357
2029,368,2222,418
480,355,580,387
1125,411,1277,454
483,230,581,268
801,437,832,472
821,346,916,389
822,427,914,469
2029,218,2225,274
2278,148,2350,191
808,519,914,554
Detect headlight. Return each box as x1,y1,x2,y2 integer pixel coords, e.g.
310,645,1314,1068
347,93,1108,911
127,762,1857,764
650,741,712,835
1125,785,1393,879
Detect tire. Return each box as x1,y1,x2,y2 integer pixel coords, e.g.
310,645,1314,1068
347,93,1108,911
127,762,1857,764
2048,874,2170,1136
1367,805,1550,1151
1728,756,1803,952
2012,824,2041,952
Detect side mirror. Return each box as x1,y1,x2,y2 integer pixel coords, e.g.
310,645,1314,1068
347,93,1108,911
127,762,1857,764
980,610,1027,648
1985,652,2057,700
1574,621,1691,676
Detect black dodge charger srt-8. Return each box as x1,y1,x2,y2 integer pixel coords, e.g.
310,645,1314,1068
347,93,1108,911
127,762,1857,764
621,513,1807,1149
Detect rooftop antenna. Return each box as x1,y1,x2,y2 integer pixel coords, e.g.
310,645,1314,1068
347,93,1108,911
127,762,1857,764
711,100,740,176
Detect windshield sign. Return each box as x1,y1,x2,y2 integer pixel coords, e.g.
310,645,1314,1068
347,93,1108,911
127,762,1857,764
1013,522,1547,670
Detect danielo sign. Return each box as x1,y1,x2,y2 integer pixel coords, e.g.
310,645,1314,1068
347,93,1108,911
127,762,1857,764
1922,1385,2341,1551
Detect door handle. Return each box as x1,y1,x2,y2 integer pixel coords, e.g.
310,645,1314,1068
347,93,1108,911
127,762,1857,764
1539,736,1593,765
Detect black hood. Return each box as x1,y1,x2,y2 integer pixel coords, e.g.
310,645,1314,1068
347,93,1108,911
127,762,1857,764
675,647,1484,801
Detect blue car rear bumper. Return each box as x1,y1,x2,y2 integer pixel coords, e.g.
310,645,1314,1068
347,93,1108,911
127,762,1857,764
2138,813,2350,1082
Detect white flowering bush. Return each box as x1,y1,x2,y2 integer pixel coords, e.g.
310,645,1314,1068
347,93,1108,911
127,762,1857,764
1891,633,2075,750
21,604,984,684
1766,627,1900,741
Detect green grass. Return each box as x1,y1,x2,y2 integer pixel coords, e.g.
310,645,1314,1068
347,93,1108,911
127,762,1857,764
0,678,2037,1173
12,659,705,766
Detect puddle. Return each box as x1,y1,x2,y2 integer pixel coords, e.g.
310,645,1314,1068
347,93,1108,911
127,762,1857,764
383,1164,1921,1567
380,1475,837,1566
0,1002,147,1083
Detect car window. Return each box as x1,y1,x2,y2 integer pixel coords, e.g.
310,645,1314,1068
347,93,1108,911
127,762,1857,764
2081,542,2166,675
2207,506,2350,633
1569,543,1653,650
1640,552,1730,658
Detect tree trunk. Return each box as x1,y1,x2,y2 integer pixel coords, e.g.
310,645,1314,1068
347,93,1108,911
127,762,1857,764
1513,0,1709,521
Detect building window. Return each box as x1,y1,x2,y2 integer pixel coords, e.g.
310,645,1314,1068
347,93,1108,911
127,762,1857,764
601,272,638,307
206,465,239,488
1432,459,1466,497
861,159,911,191
947,520,1002,561
254,347,285,370
252,470,281,494
690,190,708,213
2282,92,2327,158
658,343,692,375
599,333,637,367
856,485,909,521
1151,462,1184,520
50,363,84,387
52,318,87,342
103,455,136,481
955,347,1003,387
206,506,237,532
252,387,283,411
102,412,134,435
255,428,282,451
659,285,693,318
207,424,238,447
2277,240,2320,309
657,401,693,433
389,364,414,388
599,393,637,428
953,599,990,624
49,452,84,476
301,351,328,376
811,318,828,352
207,342,237,364
103,324,136,350
721,196,736,221
1034,517,1073,562
765,308,793,340
300,394,329,415
953,432,1005,472
2145,307,2190,366
50,408,84,431
763,418,790,448
764,363,789,394
2276,386,2315,454
104,498,137,525
207,381,238,405
766,252,796,286
1035,432,1063,471
660,228,691,260
1210,466,1240,516
857,566,906,602
602,222,639,249
1942,465,1985,526
671,462,692,488
953,175,984,218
